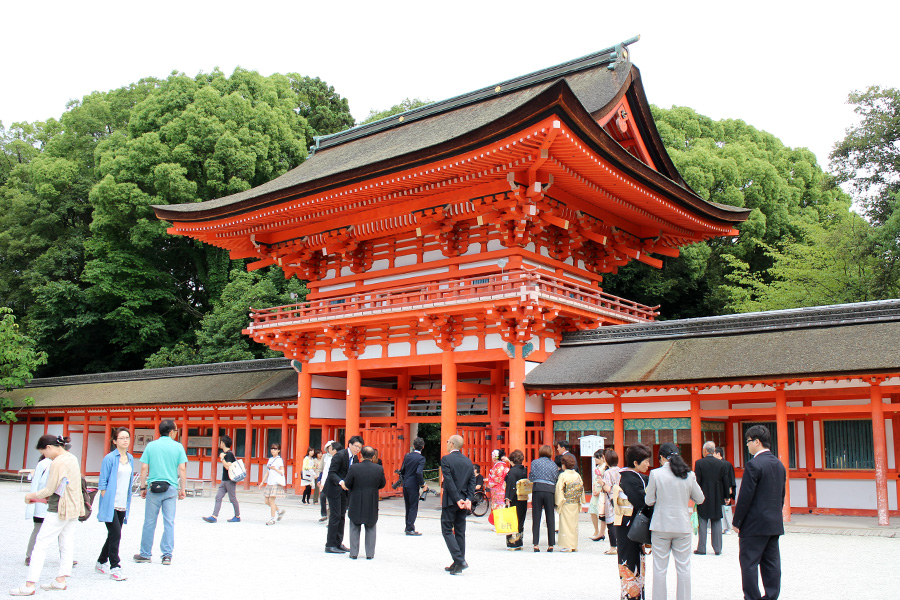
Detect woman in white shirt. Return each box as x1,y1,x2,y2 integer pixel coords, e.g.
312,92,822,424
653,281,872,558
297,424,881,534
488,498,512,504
24,455,52,566
95,427,135,582
258,443,286,525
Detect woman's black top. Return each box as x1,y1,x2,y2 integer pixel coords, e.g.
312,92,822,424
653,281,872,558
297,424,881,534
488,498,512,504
619,469,651,528
505,464,528,501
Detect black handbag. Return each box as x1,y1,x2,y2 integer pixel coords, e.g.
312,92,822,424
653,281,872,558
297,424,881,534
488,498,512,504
627,508,652,545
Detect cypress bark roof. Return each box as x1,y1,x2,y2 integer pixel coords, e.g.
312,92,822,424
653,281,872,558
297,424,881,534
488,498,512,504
525,300,900,390
152,44,749,226
8,359,297,409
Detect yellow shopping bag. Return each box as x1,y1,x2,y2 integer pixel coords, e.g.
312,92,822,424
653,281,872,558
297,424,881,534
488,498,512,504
492,506,518,534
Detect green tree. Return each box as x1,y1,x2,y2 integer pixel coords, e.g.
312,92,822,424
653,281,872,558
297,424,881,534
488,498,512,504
0,308,48,423
287,75,355,139
603,106,854,318
361,98,431,125
830,86,900,225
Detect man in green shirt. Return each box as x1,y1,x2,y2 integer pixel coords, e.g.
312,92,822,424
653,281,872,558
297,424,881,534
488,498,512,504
133,420,187,565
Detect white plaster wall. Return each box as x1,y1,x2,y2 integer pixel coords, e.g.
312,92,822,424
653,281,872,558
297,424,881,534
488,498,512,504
187,461,200,479
323,268,337,280
526,394,544,413
423,250,444,263
310,350,327,364
789,478,807,508
623,401,690,413
360,345,382,360
524,242,536,253
416,339,440,355
311,376,348,391
331,348,347,361
458,336,479,352
886,419,895,469
546,337,557,353
486,239,504,252
86,432,106,471
553,403,614,415
810,398,870,406
462,242,481,256
388,342,411,357
797,421,806,469
0,424,9,467
24,424,44,470
539,246,550,257
459,259,498,270
9,425,28,470
816,479,885,510
395,254,417,267
366,267,447,285
700,400,729,410
563,271,591,284
812,421,822,469
341,266,353,277
370,259,390,272
311,397,347,420
66,431,83,469
318,281,355,292
732,423,741,465
484,333,504,350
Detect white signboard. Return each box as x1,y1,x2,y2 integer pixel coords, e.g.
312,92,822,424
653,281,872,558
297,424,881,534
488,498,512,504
579,435,605,457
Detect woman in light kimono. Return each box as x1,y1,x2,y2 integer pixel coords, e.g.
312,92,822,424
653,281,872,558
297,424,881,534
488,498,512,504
555,453,585,552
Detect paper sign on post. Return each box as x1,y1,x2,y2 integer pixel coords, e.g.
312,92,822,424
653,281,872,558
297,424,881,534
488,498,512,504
579,435,605,457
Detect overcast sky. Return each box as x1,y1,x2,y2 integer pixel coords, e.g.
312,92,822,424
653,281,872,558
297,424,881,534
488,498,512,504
3,0,898,170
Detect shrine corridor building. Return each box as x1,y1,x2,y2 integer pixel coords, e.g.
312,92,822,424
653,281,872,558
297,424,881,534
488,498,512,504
3,44,896,523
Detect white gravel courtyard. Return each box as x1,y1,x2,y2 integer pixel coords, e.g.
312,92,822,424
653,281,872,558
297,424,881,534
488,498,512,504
1,481,897,599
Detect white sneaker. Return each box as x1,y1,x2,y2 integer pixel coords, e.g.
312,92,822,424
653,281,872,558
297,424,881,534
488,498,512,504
276,509,286,521
40,580,67,591
96,561,108,574
110,567,128,581
266,518,276,526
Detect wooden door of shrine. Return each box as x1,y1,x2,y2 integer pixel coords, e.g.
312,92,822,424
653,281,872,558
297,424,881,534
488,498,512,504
359,426,404,498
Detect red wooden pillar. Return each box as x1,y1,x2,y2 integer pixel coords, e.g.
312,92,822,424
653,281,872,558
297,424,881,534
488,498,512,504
243,406,252,489
869,380,890,526
690,388,702,467
489,364,503,446
296,365,312,494
346,357,361,439
543,393,553,449
774,384,791,522
103,417,112,455
892,394,900,515
508,343,526,453
440,350,458,445
80,411,89,476
613,392,624,463
180,410,189,453
63,413,70,438
5,424,13,471
803,399,817,510
395,370,409,446
211,409,219,485
280,404,288,474
22,416,32,470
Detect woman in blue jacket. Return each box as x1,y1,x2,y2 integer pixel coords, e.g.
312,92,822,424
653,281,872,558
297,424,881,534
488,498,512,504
95,427,134,581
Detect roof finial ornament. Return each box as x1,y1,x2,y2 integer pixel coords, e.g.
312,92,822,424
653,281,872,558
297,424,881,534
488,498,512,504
608,35,640,70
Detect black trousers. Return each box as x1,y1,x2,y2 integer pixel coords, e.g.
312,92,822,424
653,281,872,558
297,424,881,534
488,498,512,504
531,490,555,546
506,498,527,547
320,488,328,516
98,509,126,569
325,487,349,548
403,485,420,532
440,505,467,565
739,535,781,600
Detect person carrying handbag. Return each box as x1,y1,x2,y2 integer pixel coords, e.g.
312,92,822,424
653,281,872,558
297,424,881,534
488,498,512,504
202,436,241,523
616,444,652,600
259,443,287,525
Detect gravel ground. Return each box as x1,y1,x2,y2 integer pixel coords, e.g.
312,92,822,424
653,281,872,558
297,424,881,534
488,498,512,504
1,481,897,598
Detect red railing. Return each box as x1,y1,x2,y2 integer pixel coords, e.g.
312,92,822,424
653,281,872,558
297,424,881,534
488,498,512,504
247,270,658,329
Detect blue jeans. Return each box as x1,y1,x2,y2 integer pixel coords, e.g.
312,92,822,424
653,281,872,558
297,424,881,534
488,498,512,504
140,485,178,557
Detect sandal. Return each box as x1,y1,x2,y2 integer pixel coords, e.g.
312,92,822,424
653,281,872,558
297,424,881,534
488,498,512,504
533,546,540,552
9,587,35,597
547,547,554,553
605,547,618,555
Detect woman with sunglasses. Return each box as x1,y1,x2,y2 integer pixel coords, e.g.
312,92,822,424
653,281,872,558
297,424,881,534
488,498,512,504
258,443,286,525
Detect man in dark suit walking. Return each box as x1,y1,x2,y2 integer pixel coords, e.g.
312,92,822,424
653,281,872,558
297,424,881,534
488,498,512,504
440,434,475,575
694,441,730,555
341,445,386,560
400,437,428,535
715,446,737,533
733,425,786,600
324,435,364,554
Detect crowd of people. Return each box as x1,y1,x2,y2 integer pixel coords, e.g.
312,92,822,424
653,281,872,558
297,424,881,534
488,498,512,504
12,422,786,599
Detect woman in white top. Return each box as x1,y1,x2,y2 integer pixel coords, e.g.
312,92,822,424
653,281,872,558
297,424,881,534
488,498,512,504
258,442,286,525
24,456,52,566
95,427,135,581
644,443,705,600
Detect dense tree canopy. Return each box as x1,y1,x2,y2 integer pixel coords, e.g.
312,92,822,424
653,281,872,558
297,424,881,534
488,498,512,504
361,98,431,125
0,69,352,376
0,307,47,423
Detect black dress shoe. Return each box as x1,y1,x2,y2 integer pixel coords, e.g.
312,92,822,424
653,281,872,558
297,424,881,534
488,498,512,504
693,550,706,555
406,531,422,536
366,557,374,560
339,544,351,552
349,555,357,559
325,546,347,554
448,563,464,575
444,561,468,571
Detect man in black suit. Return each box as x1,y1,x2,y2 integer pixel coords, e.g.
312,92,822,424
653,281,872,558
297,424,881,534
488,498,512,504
324,435,364,554
733,425,786,600
554,440,579,473
400,436,428,535
715,446,737,533
694,441,730,555
440,434,475,575
341,445,386,560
